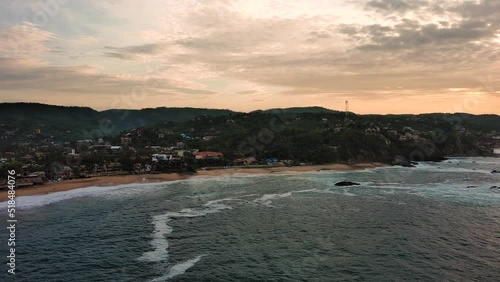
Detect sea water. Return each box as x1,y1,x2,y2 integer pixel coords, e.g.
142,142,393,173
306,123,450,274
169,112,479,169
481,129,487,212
1,157,499,281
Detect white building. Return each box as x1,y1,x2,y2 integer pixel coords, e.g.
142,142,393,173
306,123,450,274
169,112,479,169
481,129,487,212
152,154,173,162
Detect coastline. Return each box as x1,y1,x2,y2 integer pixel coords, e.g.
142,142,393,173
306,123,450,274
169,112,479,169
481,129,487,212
0,163,387,201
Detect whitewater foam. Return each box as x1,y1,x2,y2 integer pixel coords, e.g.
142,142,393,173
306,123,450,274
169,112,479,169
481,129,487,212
149,254,207,282
139,198,233,263
253,189,319,206
0,181,174,209
140,196,237,280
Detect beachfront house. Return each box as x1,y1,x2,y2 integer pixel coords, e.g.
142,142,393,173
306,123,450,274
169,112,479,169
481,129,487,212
193,151,224,160
234,157,257,165
266,157,279,164
110,146,123,153
121,136,131,145
152,154,173,162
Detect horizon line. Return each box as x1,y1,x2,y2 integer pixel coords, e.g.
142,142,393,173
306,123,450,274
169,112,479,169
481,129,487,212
1,101,499,116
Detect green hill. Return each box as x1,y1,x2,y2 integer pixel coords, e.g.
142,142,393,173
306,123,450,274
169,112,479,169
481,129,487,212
0,103,234,139
0,103,498,143
260,106,339,114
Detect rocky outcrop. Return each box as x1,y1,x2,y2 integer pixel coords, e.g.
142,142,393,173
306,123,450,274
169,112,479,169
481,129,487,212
335,181,361,186
391,155,414,167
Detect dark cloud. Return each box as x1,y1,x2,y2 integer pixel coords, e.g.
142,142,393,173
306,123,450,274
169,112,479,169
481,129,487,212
0,57,217,97
350,0,500,70
366,0,430,13
102,52,137,60
1,0,498,112
105,43,165,54
357,19,496,51
103,43,166,60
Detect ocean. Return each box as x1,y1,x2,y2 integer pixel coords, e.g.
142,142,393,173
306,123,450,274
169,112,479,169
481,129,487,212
1,157,499,281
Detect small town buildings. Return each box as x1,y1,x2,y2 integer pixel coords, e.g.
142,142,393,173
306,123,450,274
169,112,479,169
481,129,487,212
76,139,92,145
89,144,111,153
234,157,257,165
110,146,123,152
266,157,279,164
193,151,224,160
203,136,218,141
176,142,186,149
121,136,131,145
173,150,189,157
152,154,173,162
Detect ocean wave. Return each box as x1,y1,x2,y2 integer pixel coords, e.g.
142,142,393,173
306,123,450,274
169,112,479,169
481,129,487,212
0,181,175,209
252,189,319,206
0,175,261,209
140,196,236,281
0,165,389,209
139,199,233,263
148,254,207,282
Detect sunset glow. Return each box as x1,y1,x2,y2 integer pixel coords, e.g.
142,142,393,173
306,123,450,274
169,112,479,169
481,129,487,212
0,0,499,114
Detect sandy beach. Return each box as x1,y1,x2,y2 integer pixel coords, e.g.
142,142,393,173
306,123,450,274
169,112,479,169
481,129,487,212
0,163,386,201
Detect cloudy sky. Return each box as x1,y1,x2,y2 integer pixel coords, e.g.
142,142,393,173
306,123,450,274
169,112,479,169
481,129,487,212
0,0,499,114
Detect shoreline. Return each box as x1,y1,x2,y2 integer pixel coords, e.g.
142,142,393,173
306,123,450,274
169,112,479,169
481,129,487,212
0,163,387,201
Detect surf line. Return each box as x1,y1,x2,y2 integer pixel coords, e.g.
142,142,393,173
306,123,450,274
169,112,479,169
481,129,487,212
139,197,238,280
140,190,317,280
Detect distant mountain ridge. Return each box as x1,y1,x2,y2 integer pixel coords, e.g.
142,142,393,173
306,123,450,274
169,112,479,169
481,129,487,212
0,103,234,137
0,103,499,140
259,106,340,114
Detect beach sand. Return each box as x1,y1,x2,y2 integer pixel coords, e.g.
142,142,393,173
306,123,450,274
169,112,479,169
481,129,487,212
0,163,386,201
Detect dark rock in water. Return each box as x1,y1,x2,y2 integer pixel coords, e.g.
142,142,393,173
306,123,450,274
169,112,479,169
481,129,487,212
392,155,414,167
467,185,478,189
490,186,499,189
335,181,361,186
491,170,500,174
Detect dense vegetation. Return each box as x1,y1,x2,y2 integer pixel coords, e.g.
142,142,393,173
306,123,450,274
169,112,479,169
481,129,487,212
0,103,498,173
0,103,234,139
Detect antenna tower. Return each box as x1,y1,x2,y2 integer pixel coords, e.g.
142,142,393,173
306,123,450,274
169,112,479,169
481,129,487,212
344,100,349,123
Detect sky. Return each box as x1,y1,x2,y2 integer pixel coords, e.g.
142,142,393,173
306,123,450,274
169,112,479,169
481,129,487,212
0,0,499,114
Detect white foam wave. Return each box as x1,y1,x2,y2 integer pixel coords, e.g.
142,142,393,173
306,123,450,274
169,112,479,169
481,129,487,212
1,163,388,209
141,189,322,279
416,165,493,174
0,181,172,209
253,192,293,206
138,213,173,262
140,196,238,280
341,190,357,197
252,189,318,206
313,189,357,197
0,173,261,209
149,254,207,282
139,198,232,263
